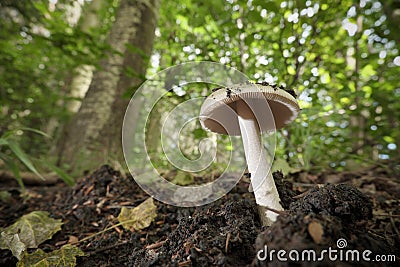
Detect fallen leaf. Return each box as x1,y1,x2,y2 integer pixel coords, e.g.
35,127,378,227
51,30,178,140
171,171,194,186
0,211,63,254
308,221,324,244
0,232,25,260
17,244,84,267
0,190,12,202
68,235,79,244
118,198,157,231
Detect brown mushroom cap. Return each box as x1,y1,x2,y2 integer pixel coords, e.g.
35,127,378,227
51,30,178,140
199,83,300,136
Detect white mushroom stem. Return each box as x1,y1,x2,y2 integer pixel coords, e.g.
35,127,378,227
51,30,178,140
236,100,283,226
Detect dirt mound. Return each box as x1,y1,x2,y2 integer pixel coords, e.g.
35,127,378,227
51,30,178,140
131,199,260,266
254,184,396,267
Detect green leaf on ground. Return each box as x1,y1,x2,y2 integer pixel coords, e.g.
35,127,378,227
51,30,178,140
0,232,25,260
0,190,12,202
171,171,194,186
0,211,63,255
118,198,157,231
17,244,84,267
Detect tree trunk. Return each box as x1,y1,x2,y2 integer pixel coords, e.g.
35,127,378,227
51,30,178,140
67,0,105,113
44,0,103,139
57,0,160,175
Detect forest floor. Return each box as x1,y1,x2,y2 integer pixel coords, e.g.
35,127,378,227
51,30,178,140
0,162,399,266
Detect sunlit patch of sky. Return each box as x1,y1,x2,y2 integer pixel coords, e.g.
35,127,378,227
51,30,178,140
393,56,400,66
287,36,296,44
388,143,397,150
287,12,299,23
342,19,358,37
260,9,267,18
256,55,268,66
299,91,312,102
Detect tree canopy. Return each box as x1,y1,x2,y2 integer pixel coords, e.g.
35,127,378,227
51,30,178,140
1,0,399,179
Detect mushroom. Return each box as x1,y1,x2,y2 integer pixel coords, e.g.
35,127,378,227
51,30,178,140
199,82,300,226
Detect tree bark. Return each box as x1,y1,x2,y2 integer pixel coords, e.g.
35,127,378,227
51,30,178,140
66,0,106,113
350,13,365,156
44,0,104,139
57,0,160,175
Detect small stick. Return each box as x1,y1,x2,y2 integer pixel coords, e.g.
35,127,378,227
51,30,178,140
389,212,400,238
178,260,191,266
264,206,288,215
86,240,128,255
293,182,324,188
225,232,231,253
292,190,309,199
374,213,400,217
145,240,167,249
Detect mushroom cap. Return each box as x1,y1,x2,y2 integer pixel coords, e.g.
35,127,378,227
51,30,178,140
199,82,300,136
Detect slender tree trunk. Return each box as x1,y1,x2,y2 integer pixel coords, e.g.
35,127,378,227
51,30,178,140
44,0,102,138
350,13,365,156
67,0,105,113
57,0,160,175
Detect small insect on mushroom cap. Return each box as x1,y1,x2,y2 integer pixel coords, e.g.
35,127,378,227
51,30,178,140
199,82,300,136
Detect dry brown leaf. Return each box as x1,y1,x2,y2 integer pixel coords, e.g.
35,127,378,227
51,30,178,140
68,235,79,244
308,221,324,244
117,198,157,231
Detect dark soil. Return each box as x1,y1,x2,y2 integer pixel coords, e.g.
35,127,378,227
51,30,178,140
1,163,399,266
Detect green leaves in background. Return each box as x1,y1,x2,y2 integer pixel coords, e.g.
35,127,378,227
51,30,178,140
5,139,44,181
171,171,195,186
1,0,399,172
154,0,400,170
0,129,74,188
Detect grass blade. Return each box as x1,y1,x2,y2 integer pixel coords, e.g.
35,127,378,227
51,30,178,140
6,140,45,180
1,154,25,190
44,163,75,186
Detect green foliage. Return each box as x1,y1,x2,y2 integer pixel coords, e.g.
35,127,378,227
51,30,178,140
17,244,84,267
0,0,115,154
0,129,45,189
1,0,399,174
0,211,63,258
0,128,74,188
0,211,83,266
171,170,195,186
152,0,400,170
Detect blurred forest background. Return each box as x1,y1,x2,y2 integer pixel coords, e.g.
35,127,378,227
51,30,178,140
1,0,400,185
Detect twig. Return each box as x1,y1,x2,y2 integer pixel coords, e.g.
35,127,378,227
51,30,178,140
145,240,167,249
293,182,324,188
374,213,400,218
389,212,400,238
70,217,147,245
178,260,191,266
0,170,59,185
264,206,288,215
225,232,231,253
292,190,309,199
86,240,128,255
